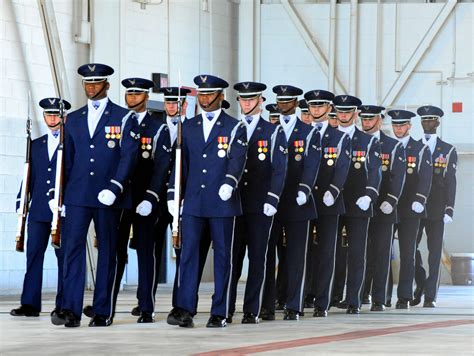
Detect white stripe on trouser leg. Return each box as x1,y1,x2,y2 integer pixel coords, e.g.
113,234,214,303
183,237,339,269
434,225,445,300
324,219,339,310
382,225,394,303
298,221,311,312
356,221,370,307
151,240,157,312
109,255,119,319
257,216,275,316
225,217,236,317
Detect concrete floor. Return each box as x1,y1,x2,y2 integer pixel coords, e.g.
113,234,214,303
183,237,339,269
0,283,473,355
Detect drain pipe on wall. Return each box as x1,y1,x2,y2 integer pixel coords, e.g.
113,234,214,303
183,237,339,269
349,0,358,95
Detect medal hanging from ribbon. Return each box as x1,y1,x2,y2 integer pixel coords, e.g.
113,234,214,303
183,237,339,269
407,156,417,174
381,153,390,171
217,136,228,158
434,154,446,174
258,140,268,161
294,140,304,161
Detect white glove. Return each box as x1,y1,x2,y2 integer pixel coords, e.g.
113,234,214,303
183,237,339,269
48,199,58,213
136,200,152,217
323,191,335,207
380,201,394,215
411,201,424,213
60,205,66,217
296,191,307,206
98,189,116,206
263,203,277,217
167,200,175,216
356,195,372,211
218,184,233,201
443,214,453,224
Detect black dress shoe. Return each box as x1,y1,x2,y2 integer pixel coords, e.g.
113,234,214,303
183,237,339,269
304,295,315,309
410,286,424,306
131,305,141,316
137,312,155,323
83,305,95,318
362,295,372,305
395,299,409,309
10,305,39,317
313,307,327,317
260,308,275,321
337,300,348,309
167,308,180,325
226,313,233,324
167,308,194,328
346,305,360,314
385,299,392,308
423,299,436,308
63,310,81,328
275,301,285,311
330,296,343,308
370,302,385,312
51,308,66,325
89,315,113,327
242,312,259,324
283,309,299,320
206,315,227,328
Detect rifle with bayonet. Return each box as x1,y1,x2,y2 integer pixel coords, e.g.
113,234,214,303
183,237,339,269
50,98,65,249
15,94,33,252
171,84,184,249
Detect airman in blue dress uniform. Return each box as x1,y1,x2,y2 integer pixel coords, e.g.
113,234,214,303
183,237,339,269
388,109,433,309
266,103,281,125
261,85,321,321
11,98,70,320
359,105,406,311
303,90,351,317
166,75,248,328
412,106,457,308
155,87,214,324
55,63,139,327
334,95,382,314
227,82,288,324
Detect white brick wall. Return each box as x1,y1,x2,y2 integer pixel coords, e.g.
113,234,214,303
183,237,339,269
0,0,89,294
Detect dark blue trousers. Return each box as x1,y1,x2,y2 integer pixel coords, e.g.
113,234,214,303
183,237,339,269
21,220,64,312
177,214,235,317
396,218,421,300
332,221,348,302
62,206,121,318
269,219,310,313
313,215,339,310
228,214,274,316
111,209,135,317
342,216,370,308
365,221,394,304
172,229,211,310
136,213,166,313
415,219,444,301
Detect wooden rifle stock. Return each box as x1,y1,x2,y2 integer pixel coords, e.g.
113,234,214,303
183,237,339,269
50,100,65,249
15,108,32,252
